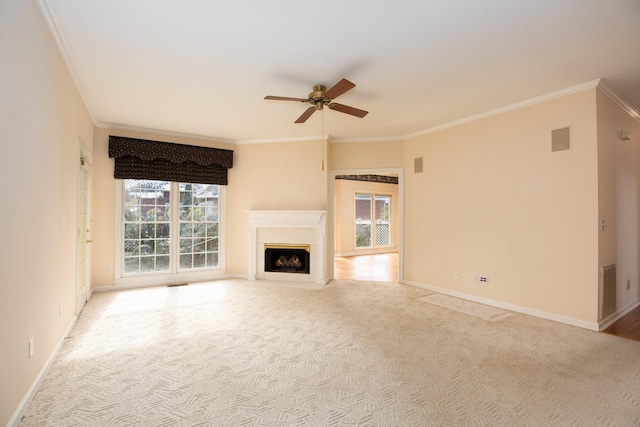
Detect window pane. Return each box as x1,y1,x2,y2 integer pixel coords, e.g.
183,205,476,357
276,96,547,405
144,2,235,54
124,240,139,256
122,179,171,274
194,253,206,268
140,256,155,272
141,224,155,239
156,256,170,270
124,223,139,239
179,207,192,221
180,254,193,269
178,183,220,271
207,237,219,252
156,239,170,255
375,195,391,246
124,257,139,273
140,240,154,255
194,223,206,237
180,223,193,237
355,194,372,248
157,224,170,238
180,238,193,253
207,252,219,267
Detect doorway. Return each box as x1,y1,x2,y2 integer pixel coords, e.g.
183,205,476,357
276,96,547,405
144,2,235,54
76,155,91,314
329,169,403,283
334,253,399,281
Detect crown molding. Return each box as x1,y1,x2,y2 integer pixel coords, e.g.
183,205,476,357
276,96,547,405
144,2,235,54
96,122,235,147
37,0,98,125
330,136,405,144
35,9,638,147
597,80,640,122
235,135,329,145
405,79,603,139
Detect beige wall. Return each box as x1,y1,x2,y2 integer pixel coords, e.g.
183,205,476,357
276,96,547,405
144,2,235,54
226,140,328,275
334,179,399,255
403,90,600,324
330,139,404,170
0,1,94,424
597,90,640,314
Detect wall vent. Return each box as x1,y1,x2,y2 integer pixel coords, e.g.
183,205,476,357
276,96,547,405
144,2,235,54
414,157,423,173
551,127,571,152
600,264,617,320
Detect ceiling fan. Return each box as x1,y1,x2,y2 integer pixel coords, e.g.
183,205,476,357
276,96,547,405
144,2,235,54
264,78,369,123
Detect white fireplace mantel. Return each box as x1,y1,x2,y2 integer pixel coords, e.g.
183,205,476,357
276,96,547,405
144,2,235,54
248,210,327,285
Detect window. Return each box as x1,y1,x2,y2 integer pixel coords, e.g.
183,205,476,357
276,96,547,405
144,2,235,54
121,179,222,277
178,183,219,270
355,193,391,248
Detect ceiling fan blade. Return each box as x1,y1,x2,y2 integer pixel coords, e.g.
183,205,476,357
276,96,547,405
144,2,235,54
295,106,317,123
328,103,368,118
264,95,309,102
324,78,356,99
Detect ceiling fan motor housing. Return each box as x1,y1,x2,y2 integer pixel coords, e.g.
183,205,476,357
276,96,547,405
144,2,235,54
310,85,327,102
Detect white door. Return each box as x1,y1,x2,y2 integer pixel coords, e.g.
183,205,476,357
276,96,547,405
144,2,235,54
77,157,91,314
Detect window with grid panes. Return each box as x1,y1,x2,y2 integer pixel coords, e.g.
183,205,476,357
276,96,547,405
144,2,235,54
122,180,220,275
355,193,391,248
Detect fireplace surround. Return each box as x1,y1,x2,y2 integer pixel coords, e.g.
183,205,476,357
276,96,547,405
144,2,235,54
248,210,327,285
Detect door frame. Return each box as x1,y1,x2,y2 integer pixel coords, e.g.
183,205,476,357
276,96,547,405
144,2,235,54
76,144,92,314
329,168,404,282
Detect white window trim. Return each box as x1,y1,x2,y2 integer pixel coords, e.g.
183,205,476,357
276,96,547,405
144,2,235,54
114,179,226,287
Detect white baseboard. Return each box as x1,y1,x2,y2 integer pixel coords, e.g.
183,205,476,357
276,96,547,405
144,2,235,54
598,297,640,331
402,280,600,332
8,315,78,427
93,273,242,293
225,274,250,280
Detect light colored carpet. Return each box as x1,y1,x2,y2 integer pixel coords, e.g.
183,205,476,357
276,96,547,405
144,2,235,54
416,293,511,321
20,279,640,426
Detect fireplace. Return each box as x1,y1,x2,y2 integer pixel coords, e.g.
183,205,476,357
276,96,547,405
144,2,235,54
248,210,327,285
264,244,310,274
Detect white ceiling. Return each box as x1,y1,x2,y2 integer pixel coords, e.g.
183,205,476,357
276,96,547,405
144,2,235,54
40,0,640,143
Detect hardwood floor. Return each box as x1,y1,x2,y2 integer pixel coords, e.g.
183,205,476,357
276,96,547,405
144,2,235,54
334,252,398,282
604,305,640,342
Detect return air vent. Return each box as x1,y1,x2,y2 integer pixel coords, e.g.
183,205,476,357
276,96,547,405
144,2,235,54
551,127,571,152
414,157,423,173
600,264,616,320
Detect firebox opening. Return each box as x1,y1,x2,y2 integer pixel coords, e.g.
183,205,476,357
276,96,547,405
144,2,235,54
265,244,310,274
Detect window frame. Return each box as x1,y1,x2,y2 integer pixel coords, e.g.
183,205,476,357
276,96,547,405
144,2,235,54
115,179,226,287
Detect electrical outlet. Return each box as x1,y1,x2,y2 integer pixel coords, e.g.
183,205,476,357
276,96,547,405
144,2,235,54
454,271,459,279
59,304,62,317
28,338,34,358
105,266,112,274
479,275,489,284
474,274,479,282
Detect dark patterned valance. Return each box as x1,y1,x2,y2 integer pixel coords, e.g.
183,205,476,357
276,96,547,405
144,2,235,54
336,174,398,185
109,136,233,185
